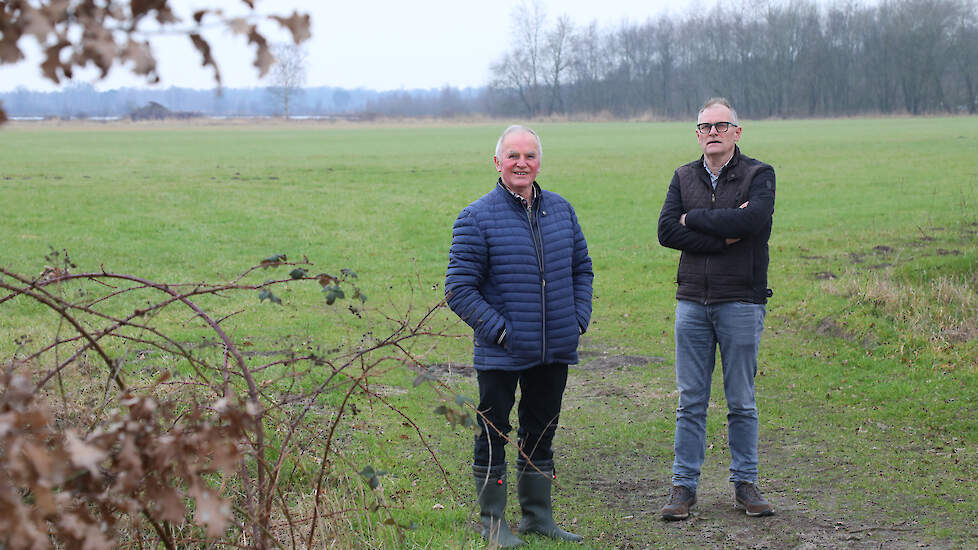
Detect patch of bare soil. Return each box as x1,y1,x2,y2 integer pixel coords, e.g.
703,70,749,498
813,316,876,349
425,362,476,380
804,241,901,279
564,352,943,550
577,351,666,371
574,431,937,549
425,352,664,381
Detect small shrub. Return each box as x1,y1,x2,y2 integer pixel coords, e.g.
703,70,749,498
0,254,468,548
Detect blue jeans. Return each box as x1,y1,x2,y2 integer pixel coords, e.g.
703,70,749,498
672,300,766,490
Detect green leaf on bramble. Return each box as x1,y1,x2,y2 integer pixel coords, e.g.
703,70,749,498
258,288,282,304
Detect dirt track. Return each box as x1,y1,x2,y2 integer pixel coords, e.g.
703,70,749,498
432,354,946,548
562,354,936,550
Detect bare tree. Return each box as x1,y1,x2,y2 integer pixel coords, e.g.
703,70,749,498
952,4,978,113
653,17,677,116
438,84,465,117
489,0,547,116
893,0,962,114
544,14,574,115
821,2,862,115
568,21,610,114
266,43,308,118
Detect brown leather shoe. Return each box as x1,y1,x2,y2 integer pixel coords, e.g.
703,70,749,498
660,485,696,520
734,481,774,517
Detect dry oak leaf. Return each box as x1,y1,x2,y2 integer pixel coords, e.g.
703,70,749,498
20,440,65,485
21,7,54,41
115,435,144,488
271,11,311,43
189,485,231,538
58,513,114,550
0,412,16,438
228,17,250,35
122,39,157,76
149,483,186,524
65,430,107,478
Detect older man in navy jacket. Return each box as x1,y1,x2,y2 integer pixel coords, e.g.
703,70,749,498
446,125,593,547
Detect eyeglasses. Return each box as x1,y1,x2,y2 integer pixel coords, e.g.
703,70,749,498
696,121,738,134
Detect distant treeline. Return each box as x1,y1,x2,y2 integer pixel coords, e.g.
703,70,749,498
3,0,976,120
0,84,486,119
487,0,978,118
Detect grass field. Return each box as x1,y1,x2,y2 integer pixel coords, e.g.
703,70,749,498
2,117,977,548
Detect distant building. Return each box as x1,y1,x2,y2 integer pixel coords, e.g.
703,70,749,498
129,101,201,121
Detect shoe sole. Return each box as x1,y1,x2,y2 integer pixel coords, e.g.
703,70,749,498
734,502,775,517
661,502,694,521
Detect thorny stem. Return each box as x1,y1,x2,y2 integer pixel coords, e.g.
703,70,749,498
140,505,175,550
307,364,365,547
0,274,126,392
360,380,459,500
1,261,454,548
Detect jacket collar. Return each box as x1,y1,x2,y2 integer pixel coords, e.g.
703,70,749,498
496,178,541,209
700,145,741,179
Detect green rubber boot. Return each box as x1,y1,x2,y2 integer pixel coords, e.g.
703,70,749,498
473,466,524,548
516,468,583,542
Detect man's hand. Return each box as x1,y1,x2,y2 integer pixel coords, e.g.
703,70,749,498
679,213,686,226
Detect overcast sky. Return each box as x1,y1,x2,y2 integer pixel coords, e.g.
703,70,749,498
0,0,708,92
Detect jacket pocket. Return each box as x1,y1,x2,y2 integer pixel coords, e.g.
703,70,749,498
501,317,541,360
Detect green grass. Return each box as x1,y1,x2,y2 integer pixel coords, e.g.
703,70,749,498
2,117,977,548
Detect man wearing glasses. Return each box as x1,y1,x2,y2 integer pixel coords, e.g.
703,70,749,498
656,97,776,520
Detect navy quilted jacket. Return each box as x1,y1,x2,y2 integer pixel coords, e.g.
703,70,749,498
446,181,593,371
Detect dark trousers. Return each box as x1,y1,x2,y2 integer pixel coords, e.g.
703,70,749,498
473,363,569,472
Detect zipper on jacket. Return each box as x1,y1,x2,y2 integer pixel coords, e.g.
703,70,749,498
704,255,711,304
526,204,547,363
706,179,715,304
540,278,547,361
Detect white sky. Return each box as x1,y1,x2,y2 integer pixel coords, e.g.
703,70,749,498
0,0,706,92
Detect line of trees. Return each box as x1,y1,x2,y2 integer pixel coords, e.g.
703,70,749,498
488,0,978,118
0,82,489,120
0,82,371,119
3,0,977,121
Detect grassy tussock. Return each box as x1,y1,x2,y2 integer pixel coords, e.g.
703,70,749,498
841,271,977,364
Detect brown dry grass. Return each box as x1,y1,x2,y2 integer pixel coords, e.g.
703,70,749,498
843,273,977,344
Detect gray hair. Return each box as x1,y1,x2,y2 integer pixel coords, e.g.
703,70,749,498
494,125,543,160
698,97,739,125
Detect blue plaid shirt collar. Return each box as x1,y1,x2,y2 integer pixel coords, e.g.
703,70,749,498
703,155,733,190
498,179,539,210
